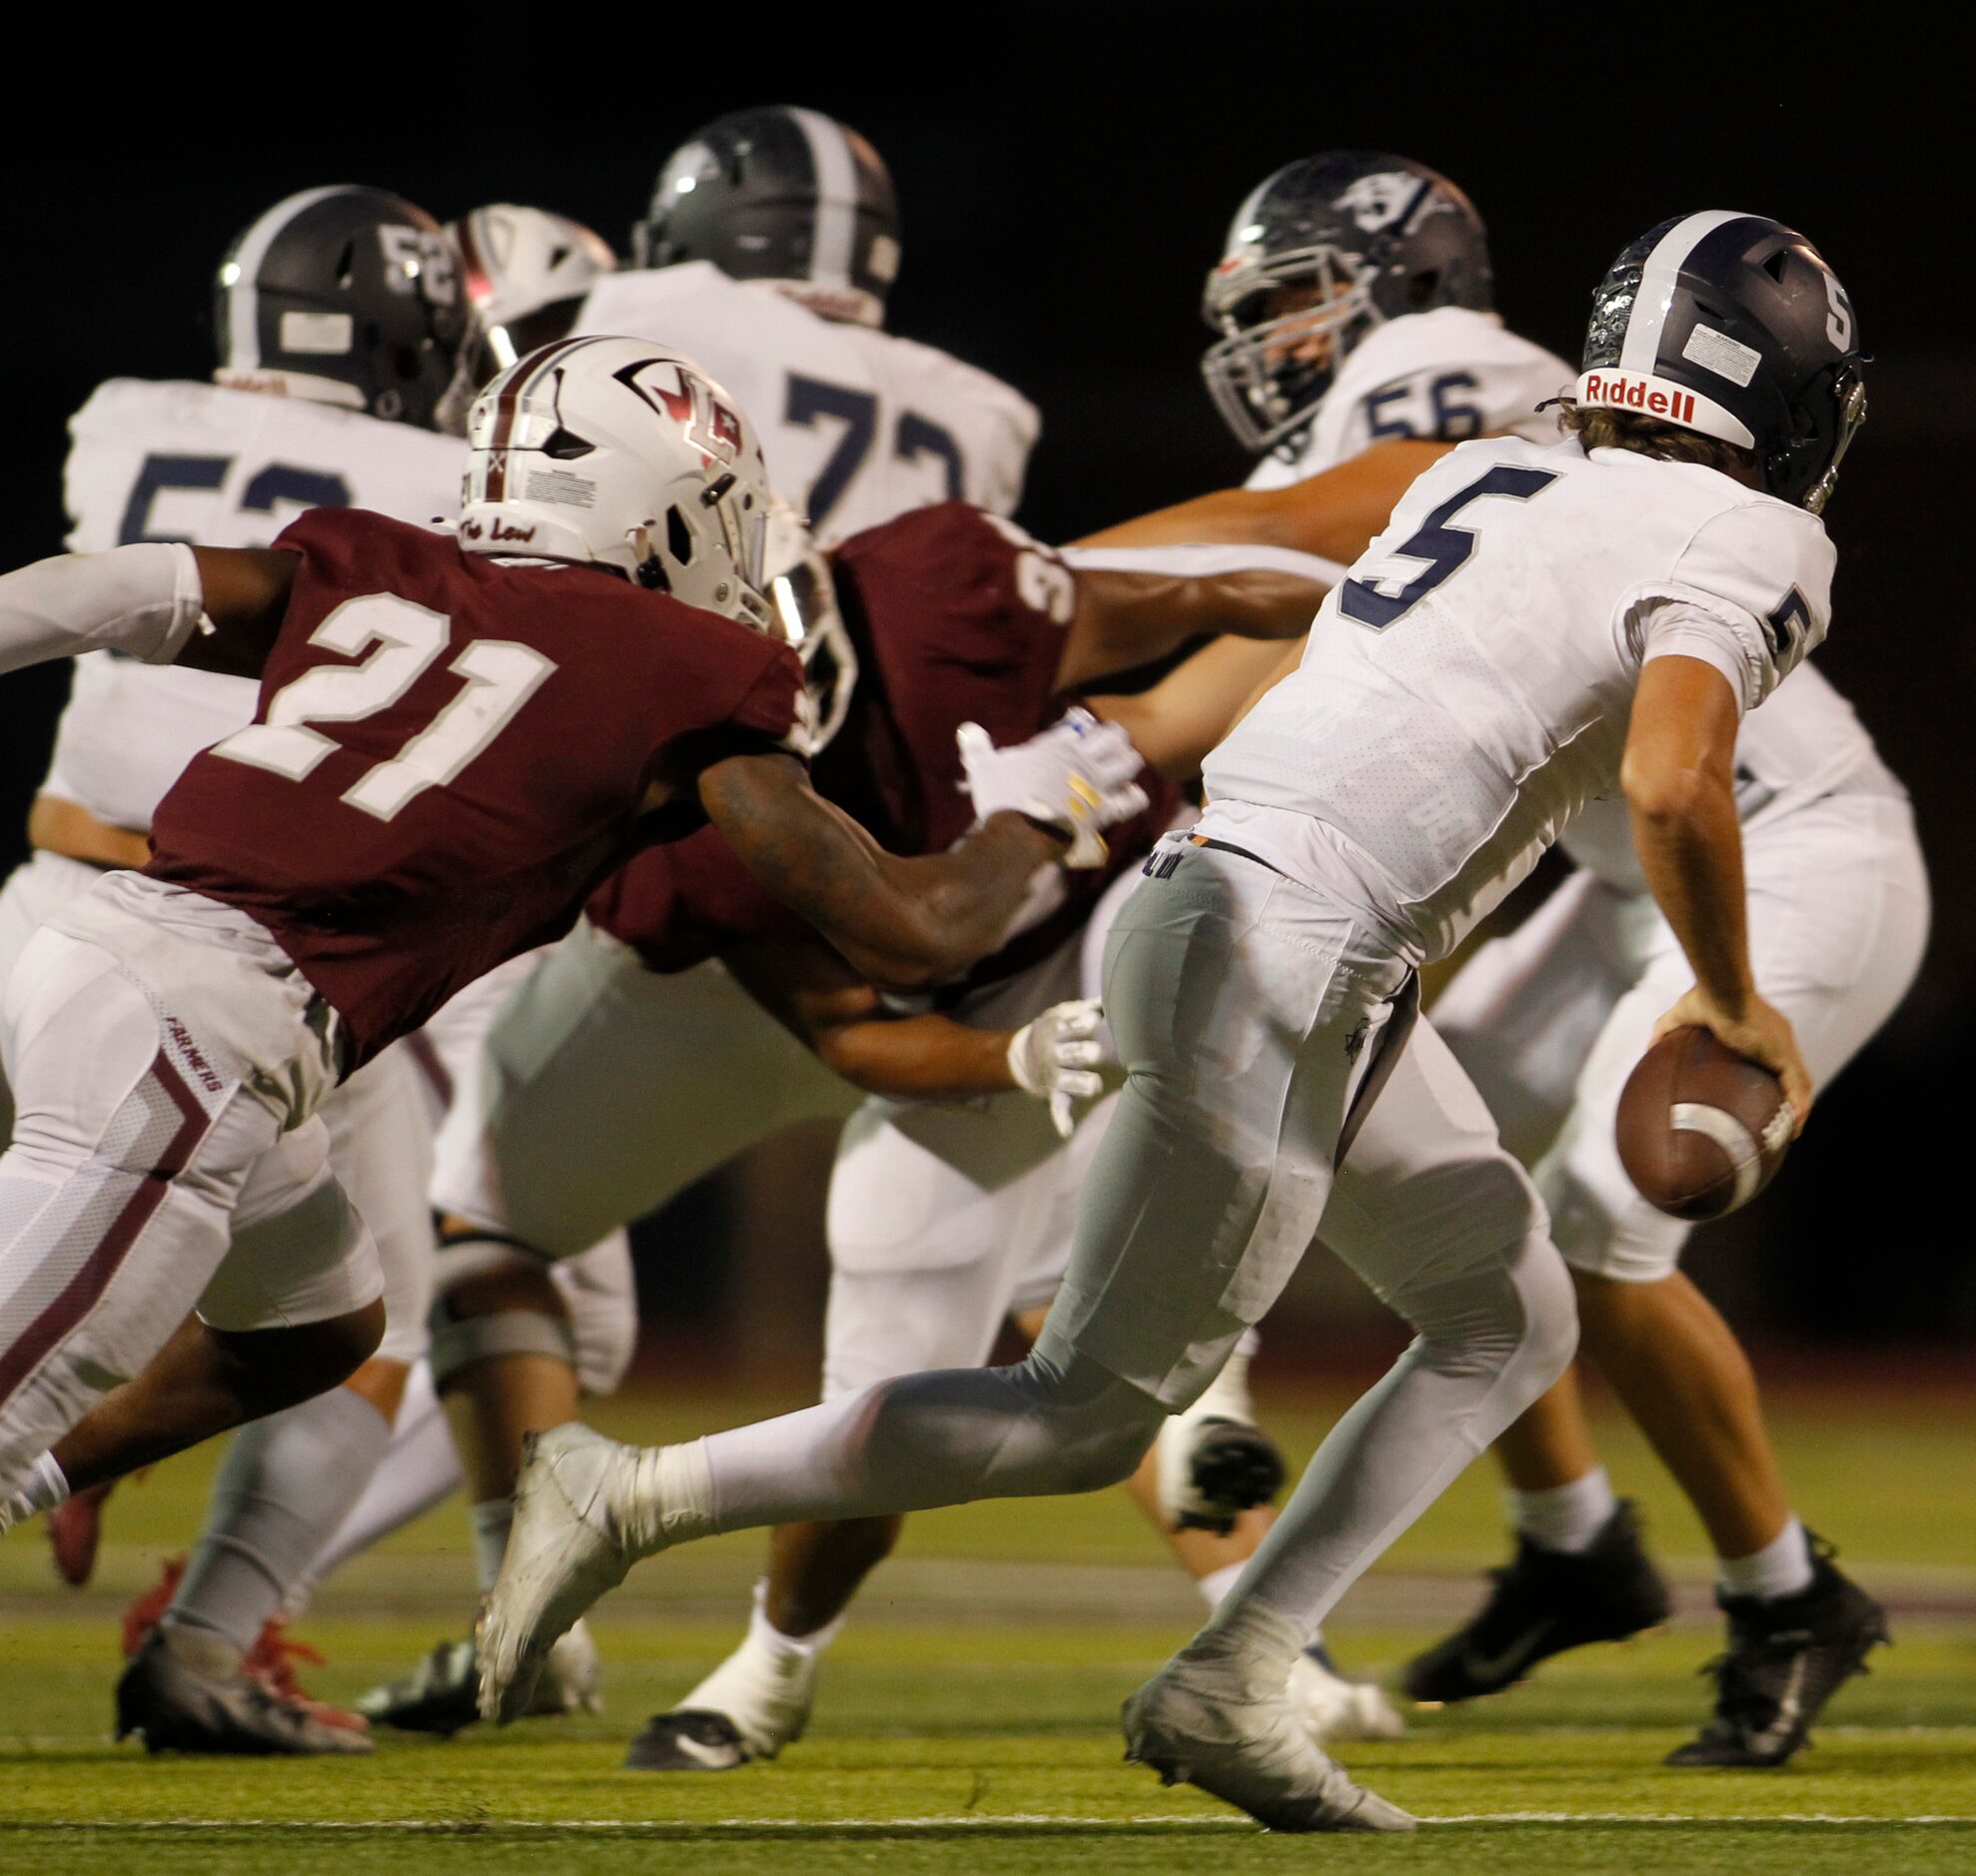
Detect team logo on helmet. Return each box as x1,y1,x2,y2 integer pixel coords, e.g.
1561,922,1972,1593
609,358,747,474
1334,172,1434,234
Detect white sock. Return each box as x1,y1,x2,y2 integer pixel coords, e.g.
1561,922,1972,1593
1718,1516,1814,1602
747,1577,846,1659
470,1497,513,1594
622,1440,718,1552
2,1452,70,1532
22,1452,68,1515
1507,1466,1617,1555
1197,1561,1246,1610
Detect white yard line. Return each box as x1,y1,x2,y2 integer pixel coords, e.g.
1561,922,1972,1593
8,1814,1973,1831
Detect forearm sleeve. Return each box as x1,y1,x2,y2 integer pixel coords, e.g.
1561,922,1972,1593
0,542,207,675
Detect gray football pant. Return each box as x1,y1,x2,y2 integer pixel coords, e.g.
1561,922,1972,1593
698,846,1577,1636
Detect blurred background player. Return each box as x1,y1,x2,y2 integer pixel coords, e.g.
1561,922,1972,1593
1407,655,1924,1770
1,184,468,1753
318,111,1033,1727
575,105,1038,538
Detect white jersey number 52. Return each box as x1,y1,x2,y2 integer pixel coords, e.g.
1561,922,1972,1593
209,593,554,821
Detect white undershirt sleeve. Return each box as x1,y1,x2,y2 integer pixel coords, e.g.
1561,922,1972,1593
1637,597,1768,716
1059,541,1348,587
0,541,207,675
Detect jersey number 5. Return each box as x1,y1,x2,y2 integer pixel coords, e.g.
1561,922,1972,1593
1339,466,1558,630
210,593,554,821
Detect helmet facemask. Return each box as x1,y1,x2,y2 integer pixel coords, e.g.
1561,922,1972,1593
1781,361,1867,515
761,502,857,748
1201,244,1379,455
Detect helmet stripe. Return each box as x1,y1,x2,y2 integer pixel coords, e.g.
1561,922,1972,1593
1617,210,1756,374
785,106,857,288
483,336,595,499
222,184,364,373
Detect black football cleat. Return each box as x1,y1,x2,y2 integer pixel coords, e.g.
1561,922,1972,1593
1665,1541,1887,1769
356,1635,483,1735
1404,1499,1671,1703
623,1709,755,1771
116,1630,372,1756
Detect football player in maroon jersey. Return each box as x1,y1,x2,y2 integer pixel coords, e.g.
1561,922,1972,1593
0,338,1151,1569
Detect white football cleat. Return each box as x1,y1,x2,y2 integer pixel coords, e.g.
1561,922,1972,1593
541,1617,605,1716
477,1424,645,1724
1122,1637,1416,1834
1286,1644,1407,1745
623,1633,818,1770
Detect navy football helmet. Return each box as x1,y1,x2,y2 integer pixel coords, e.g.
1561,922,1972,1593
214,186,465,430
1573,212,1865,512
1203,152,1493,454
632,107,899,328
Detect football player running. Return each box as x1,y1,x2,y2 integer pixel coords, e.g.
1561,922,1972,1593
576,105,1038,538
0,185,468,1753
0,335,1143,1669
479,213,1866,1835
1095,150,1924,1769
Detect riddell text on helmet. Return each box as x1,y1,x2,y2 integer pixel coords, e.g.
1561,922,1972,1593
1580,373,1697,423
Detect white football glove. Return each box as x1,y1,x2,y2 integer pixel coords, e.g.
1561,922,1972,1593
956,707,1151,869
1006,997,1110,1139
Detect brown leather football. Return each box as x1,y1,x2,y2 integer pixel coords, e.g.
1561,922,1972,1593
1614,1025,1794,1222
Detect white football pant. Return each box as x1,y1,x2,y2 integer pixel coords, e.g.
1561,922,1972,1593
0,874,380,1499
694,841,1577,1637
0,850,433,1365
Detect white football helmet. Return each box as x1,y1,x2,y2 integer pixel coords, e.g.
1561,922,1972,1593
461,335,773,629
762,500,857,750
453,205,616,370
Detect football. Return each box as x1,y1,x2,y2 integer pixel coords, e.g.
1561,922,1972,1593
1614,1025,1795,1222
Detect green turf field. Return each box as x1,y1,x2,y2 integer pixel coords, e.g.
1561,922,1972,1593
3,1380,1971,1873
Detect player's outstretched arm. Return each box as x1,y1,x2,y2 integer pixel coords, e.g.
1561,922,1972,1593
1050,558,1324,696
1623,652,1811,1128
180,545,299,676
1072,440,1451,557
702,748,1109,993
0,542,293,678
724,935,1106,1137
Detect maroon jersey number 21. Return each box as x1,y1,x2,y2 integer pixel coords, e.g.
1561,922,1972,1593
210,591,555,820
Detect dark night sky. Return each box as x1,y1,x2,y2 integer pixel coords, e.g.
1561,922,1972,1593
0,29,1966,1334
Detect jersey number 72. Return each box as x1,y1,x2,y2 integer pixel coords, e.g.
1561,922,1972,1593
210,593,555,822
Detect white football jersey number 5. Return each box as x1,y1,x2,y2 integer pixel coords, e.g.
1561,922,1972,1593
209,592,554,821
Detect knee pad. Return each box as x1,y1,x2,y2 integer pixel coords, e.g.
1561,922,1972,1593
427,1298,576,1392
1388,1230,1578,1390
432,1222,551,1297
